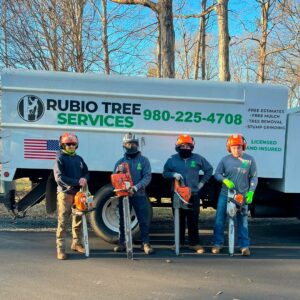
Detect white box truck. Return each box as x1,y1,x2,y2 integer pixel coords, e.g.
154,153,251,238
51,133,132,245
0,69,299,243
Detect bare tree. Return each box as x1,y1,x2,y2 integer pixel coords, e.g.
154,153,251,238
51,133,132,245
0,0,101,71
0,1,9,67
216,0,230,81
193,0,216,79
274,0,300,106
257,0,273,83
63,0,87,73
90,0,110,74
252,0,295,83
110,0,175,78
173,1,216,79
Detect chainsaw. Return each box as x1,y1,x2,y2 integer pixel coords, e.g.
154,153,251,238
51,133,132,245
73,186,94,257
173,178,192,256
111,162,134,260
227,188,244,256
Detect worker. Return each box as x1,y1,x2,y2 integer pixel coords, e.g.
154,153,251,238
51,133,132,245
54,132,89,260
163,134,213,254
113,133,154,255
211,134,258,256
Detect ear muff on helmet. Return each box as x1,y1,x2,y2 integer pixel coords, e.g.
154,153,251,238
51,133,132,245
226,134,246,152
59,132,79,149
175,134,195,152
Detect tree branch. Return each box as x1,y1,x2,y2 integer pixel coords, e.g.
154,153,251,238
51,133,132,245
110,0,157,12
174,4,216,19
266,45,294,57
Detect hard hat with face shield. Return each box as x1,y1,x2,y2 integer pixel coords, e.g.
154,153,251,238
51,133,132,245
123,133,139,155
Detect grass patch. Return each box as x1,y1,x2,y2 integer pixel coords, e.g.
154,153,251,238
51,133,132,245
15,178,32,192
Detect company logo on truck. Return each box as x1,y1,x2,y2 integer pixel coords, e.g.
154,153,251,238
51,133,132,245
17,95,45,122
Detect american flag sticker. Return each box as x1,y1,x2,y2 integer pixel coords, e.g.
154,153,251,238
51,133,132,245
24,139,60,160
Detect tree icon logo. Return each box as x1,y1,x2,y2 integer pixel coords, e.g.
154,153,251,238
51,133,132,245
17,95,45,122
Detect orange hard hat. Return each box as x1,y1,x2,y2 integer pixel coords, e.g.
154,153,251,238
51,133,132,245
176,134,195,149
59,132,78,148
226,134,246,152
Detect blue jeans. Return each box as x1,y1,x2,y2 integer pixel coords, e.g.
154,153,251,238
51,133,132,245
118,195,150,244
213,193,250,248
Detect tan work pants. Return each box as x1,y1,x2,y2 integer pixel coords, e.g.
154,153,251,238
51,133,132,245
56,192,82,251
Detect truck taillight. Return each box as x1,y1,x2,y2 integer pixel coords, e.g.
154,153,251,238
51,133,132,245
4,171,9,177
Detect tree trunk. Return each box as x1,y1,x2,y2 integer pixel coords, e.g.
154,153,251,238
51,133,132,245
111,0,175,78
1,1,9,67
157,0,175,78
65,0,86,73
49,0,59,71
194,0,208,80
157,16,162,77
101,0,110,74
257,0,270,83
217,0,230,81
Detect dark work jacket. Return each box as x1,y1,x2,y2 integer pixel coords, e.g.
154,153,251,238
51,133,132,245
163,152,213,193
113,152,151,197
54,151,89,194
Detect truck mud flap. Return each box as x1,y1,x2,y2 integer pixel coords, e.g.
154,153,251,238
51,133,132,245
45,172,57,214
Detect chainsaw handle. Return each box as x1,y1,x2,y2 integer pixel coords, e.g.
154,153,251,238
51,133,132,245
174,178,185,188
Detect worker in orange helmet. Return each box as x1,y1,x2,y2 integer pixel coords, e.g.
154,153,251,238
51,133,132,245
53,132,89,260
163,134,213,254
212,134,258,256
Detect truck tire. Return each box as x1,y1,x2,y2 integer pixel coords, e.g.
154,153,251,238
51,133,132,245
89,184,153,244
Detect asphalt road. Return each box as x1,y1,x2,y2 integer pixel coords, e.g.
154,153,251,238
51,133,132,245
0,217,300,300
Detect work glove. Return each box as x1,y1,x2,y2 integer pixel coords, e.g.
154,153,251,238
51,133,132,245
198,182,204,190
246,191,254,204
223,178,235,189
128,186,138,196
173,173,183,181
79,178,87,187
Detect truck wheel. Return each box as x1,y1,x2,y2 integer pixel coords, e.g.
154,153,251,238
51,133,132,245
89,184,153,244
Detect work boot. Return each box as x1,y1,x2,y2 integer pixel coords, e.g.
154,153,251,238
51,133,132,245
241,247,251,256
189,245,205,254
142,243,154,255
114,243,126,252
57,250,67,260
211,246,222,254
71,242,85,254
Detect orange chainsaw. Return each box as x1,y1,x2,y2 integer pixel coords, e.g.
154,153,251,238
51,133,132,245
73,186,94,258
174,178,192,207
111,162,134,260
111,162,133,197
173,178,192,256
74,188,94,212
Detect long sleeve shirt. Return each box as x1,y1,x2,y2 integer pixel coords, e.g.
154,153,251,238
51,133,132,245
214,153,258,196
